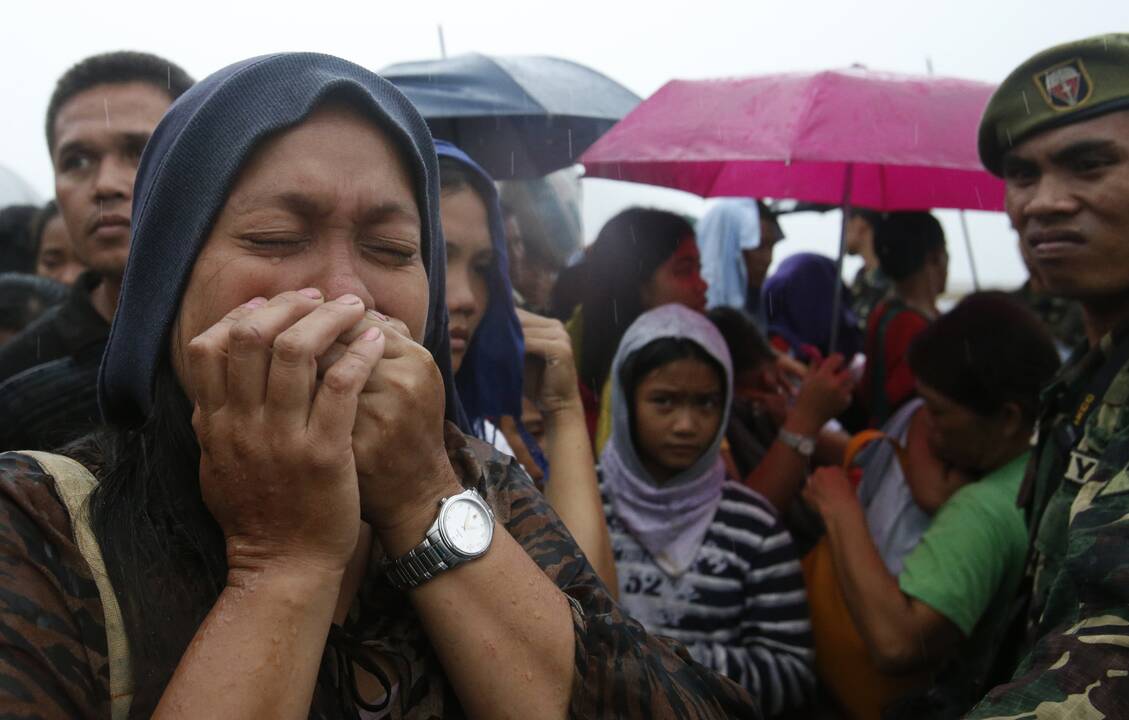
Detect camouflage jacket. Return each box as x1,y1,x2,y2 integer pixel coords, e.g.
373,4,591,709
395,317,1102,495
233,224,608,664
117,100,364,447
0,428,761,719
966,329,1129,718
1011,281,1088,355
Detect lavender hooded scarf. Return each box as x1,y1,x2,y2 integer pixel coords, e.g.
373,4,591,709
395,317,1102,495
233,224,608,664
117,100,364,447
600,304,733,577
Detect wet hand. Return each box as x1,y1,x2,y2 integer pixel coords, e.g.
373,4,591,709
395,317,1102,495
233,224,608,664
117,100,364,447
802,466,859,519
517,308,582,417
774,352,807,395
341,312,464,556
186,289,382,576
789,353,854,433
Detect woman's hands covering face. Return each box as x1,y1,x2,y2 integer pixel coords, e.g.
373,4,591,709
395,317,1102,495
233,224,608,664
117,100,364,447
187,290,462,572
186,289,383,574
329,312,463,549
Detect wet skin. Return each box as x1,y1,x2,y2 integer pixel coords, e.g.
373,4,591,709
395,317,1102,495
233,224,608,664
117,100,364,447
641,235,709,313
633,357,724,485
1002,111,1129,305
52,82,172,282
440,186,493,372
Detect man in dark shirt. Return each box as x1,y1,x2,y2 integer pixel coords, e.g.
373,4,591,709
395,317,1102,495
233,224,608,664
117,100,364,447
0,52,193,450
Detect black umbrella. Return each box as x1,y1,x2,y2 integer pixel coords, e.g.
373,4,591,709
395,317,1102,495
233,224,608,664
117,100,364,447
382,53,640,179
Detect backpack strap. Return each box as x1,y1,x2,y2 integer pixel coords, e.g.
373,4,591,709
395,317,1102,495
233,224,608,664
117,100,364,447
842,429,907,471
24,451,134,719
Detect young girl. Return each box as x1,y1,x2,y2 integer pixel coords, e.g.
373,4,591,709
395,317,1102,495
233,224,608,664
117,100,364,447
600,303,815,717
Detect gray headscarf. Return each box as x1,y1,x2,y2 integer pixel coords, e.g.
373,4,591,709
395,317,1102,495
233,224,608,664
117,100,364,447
600,303,733,576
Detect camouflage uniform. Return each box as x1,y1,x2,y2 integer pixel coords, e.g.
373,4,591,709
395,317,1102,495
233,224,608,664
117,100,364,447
967,33,1129,717
966,330,1129,717
1011,281,1087,357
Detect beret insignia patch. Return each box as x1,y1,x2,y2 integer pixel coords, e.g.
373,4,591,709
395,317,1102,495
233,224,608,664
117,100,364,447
1034,58,1093,111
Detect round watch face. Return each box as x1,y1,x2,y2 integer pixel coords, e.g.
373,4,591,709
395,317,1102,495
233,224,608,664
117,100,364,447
440,496,492,556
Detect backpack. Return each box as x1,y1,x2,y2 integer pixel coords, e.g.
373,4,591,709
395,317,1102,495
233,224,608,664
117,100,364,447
25,451,134,719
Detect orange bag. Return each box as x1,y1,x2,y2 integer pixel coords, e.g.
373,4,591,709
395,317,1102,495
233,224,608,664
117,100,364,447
800,432,926,719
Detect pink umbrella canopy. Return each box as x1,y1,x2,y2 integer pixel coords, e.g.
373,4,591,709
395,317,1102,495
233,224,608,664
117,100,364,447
580,67,1005,211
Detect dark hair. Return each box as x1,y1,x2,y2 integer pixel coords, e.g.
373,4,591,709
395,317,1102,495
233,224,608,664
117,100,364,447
874,212,946,281
29,200,60,257
907,291,1059,421
438,155,477,196
578,208,695,392
69,360,225,714
547,260,585,321
0,204,39,274
0,272,67,333
757,201,785,242
707,307,774,374
849,208,883,229
46,51,194,152
619,336,726,440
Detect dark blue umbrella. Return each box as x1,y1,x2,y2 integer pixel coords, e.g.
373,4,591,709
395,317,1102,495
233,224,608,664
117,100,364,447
382,53,640,178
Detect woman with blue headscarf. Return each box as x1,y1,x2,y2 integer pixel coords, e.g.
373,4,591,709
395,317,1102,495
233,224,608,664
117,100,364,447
436,140,616,590
0,54,757,718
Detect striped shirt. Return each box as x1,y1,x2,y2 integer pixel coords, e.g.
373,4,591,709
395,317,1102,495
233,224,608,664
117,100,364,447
603,479,815,717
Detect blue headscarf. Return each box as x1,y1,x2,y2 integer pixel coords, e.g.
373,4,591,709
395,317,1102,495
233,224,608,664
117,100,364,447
436,140,525,432
696,199,762,311
762,252,863,359
99,53,468,431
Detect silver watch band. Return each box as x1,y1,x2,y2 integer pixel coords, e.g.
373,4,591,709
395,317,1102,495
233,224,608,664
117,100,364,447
384,524,459,591
384,489,494,591
778,428,816,457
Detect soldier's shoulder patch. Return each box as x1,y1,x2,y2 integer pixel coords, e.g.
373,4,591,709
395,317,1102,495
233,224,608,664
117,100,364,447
1034,58,1094,111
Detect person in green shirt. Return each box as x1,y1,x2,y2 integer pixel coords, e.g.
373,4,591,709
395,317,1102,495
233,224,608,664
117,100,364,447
803,293,1060,717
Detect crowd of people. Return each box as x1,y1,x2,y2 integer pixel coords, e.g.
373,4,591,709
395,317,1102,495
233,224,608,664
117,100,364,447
0,32,1126,720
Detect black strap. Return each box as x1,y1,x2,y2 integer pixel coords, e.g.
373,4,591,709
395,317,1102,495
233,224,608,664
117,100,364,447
868,299,928,423
323,624,396,717
1019,333,1129,512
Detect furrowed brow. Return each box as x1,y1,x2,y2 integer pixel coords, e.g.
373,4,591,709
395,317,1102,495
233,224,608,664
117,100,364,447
358,201,420,226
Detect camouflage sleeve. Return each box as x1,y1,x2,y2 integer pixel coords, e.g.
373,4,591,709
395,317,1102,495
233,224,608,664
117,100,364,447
0,451,110,719
475,446,762,720
965,464,1129,718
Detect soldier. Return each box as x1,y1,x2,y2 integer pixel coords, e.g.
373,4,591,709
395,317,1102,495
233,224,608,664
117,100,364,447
967,34,1129,717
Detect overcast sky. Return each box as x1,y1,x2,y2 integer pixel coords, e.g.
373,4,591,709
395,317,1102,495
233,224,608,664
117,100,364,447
2,0,1126,291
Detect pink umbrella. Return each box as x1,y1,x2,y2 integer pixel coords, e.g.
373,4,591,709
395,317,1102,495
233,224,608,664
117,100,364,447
580,67,1004,211
580,67,1005,350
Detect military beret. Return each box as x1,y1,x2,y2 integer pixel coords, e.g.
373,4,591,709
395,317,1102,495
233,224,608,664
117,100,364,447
979,33,1129,176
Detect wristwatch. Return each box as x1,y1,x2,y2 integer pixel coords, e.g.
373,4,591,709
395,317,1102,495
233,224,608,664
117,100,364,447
384,489,495,591
778,428,816,458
